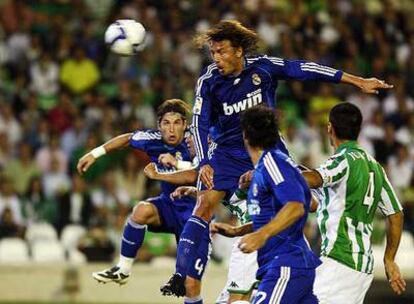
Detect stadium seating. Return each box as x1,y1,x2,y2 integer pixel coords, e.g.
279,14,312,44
25,223,58,244
0,238,30,264
31,240,65,263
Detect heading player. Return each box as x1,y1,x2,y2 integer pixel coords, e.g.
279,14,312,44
77,99,208,304
162,20,393,296
302,103,405,303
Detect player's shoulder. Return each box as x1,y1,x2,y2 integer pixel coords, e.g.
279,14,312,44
131,129,162,141
246,55,285,67
260,148,299,177
198,62,219,79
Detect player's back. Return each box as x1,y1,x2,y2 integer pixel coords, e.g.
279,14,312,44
317,141,402,273
248,149,320,278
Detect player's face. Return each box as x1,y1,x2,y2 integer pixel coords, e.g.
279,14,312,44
209,40,243,76
159,112,187,146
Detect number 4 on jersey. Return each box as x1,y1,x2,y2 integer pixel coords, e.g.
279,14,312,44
363,172,375,213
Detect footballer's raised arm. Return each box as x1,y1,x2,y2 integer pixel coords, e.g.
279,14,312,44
77,133,132,174
264,57,392,94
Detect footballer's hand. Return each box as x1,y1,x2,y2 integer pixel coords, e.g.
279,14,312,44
200,164,214,190
239,170,254,190
359,77,393,94
385,260,406,295
77,153,96,174
158,153,177,168
170,186,198,200
210,222,238,237
238,231,267,253
144,163,158,179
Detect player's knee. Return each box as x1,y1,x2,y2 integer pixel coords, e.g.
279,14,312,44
130,202,154,225
185,277,201,297
193,194,217,220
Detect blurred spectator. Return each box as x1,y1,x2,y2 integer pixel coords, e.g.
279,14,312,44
373,123,402,165
346,91,379,124
55,174,93,234
22,176,56,225
388,145,414,197
35,134,68,174
29,51,59,101
0,132,12,168
42,156,70,198
60,47,100,95
47,91,76,134
114,152,147,202
0,176,23,226
61,116,88,157
3,142,39,195
91,172,130,229
0,102,22,146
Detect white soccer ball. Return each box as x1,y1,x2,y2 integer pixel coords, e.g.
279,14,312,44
105,19,146,56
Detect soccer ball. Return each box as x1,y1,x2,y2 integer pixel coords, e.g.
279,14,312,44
105,19,146,56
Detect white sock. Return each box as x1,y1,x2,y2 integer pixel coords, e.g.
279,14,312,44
117,255,134,274
231,301,249,304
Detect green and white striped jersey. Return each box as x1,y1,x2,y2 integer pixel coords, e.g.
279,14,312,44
315,141,402,274
221,189,251,225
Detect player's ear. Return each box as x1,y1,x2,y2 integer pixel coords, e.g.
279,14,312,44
236,46,243,58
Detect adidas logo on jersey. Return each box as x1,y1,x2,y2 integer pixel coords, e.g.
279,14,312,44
223,88,263,115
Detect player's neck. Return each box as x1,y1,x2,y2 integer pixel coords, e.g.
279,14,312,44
230,58,244,77
333,138,349,150
248,146,263,166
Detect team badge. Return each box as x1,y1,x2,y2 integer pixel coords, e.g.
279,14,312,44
253,183,258,197
175,151,183,161
252,73,261,85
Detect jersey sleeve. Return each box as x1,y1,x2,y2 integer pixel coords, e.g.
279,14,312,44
378,167,403,216
263,56,343,83
316,152,349,187
192,66,214,167
129,130,160,152
262,152,306,205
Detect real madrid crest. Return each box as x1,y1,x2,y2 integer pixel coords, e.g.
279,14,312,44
253,183,258,197
252,73,261,85
175,151,183,161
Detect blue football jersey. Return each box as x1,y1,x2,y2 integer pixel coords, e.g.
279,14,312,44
192,55,343,166
129,129,195,205
247,148,321,278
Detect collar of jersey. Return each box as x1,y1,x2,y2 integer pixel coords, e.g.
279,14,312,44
335,140,358,153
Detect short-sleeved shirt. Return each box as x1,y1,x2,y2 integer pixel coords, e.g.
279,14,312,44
315,141,403,274
248,148,321,279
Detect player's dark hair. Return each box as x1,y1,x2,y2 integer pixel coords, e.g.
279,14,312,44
194,20,259,55
241,106,280,150
157,99,191,123
329,103,362,141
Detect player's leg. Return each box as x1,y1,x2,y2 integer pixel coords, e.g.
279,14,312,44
226,238,258,304
182,226,211,304
314,257,373,304
161,189,225,296
92,200,161,284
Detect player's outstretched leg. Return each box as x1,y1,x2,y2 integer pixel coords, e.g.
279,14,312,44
93,202,159,285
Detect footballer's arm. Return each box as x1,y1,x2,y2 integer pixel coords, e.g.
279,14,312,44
143,163,198,185
238,202,305,253
384,212,406,295
77,133,133,174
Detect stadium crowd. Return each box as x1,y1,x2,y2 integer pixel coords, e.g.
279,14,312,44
0,0,413,261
